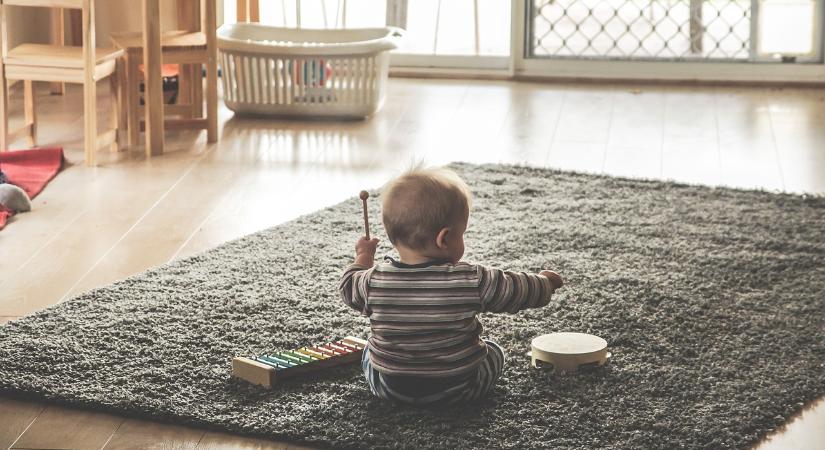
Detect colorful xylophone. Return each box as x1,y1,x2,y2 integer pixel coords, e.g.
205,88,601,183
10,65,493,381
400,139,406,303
232,336,368,388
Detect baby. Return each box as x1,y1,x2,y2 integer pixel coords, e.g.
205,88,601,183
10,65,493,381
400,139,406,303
339,167,563,406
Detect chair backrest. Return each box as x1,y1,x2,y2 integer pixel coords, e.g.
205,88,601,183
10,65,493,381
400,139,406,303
201,0,216,49
0,0,94,65
176,0,200,31
176,0,217,35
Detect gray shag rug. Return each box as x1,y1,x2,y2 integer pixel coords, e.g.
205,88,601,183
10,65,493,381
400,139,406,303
1,163,824,450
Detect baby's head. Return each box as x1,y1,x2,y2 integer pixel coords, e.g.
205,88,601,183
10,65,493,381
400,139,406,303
382,167,472,263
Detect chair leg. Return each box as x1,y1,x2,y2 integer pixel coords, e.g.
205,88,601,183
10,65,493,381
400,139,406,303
205,0,218,143
205,59,217,143
179,64,192,119
82,0,97,167
192,64,204,118
23,80,36,146
0,75,8,152
109,66,121,152
116,57,128,150
50,8,66,95
126,52,140,147
83,79,97,167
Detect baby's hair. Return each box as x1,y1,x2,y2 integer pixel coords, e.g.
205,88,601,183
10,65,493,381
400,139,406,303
381,165,472,250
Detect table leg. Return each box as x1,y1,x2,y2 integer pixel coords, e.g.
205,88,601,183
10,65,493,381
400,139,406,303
143,0,164,156
50,8,65,95
205,0,218,142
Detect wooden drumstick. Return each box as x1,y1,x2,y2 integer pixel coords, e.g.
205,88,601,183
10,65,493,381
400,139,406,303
359,190,370,239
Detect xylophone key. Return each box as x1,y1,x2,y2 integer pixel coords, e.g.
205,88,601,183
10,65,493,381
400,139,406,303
342,338,366,349
276,352,305,364
313,346,336,357
328,343,351,354
297,348,327,359
254,357,284,370
321,344,345,355
260,355,293,368
284,350,314,363
336,342,360,353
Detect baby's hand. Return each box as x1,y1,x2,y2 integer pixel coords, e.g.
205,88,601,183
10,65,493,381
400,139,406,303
540,270,564,290
355,237,379,265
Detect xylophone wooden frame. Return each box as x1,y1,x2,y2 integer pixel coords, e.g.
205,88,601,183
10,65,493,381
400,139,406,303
232,336,368,388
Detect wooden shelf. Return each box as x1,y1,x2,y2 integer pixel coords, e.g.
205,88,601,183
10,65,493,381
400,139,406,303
110,31,207,52
5,44,123,69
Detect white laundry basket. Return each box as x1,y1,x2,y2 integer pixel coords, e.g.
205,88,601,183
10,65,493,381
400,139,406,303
217,24,403,119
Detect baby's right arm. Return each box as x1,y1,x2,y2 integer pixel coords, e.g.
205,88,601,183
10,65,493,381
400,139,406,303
478,266,563,313
339,263,372,315
338,236,379,316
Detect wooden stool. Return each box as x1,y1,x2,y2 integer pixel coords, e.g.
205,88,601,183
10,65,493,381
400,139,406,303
0,0,125,167
110,0,218,149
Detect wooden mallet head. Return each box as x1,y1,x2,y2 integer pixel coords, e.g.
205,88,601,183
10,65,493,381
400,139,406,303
359,191,370,239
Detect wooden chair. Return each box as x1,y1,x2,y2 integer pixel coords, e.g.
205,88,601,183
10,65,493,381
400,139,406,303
0,0,125,167
110,0,218,148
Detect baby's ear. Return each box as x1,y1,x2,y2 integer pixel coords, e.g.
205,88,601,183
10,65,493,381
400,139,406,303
435,227,450,250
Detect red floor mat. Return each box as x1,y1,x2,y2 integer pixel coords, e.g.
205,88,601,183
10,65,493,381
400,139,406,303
0,147,64,230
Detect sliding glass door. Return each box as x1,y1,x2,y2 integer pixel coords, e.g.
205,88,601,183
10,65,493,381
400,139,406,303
225,0,511,70
527,0,822,62
224,0,825,81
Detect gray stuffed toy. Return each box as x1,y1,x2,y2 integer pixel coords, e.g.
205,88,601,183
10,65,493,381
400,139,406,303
0,184,31,212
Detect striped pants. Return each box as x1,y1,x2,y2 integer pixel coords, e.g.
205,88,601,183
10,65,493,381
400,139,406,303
362,340,505,406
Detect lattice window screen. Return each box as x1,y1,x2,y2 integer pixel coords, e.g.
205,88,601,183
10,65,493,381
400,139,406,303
530,0,754,60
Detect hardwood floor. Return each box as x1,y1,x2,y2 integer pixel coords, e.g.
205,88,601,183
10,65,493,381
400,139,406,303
1,78,824,449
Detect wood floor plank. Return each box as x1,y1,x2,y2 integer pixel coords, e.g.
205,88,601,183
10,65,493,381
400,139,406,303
101,418,203,450
554,86,615,144
547,141,606,174
719,140,783,191
661,138,721,186
197,432,290,450
0,155,211,316
0,166,94,287
0,316,20,324
0,87,141,279
663,86,719,143
0,398,44,450
12,405,123,450
609,87,665,151
603,144,663,180
756,398,825,450
65,155,264,297
770,121,825,194
175,167,392,260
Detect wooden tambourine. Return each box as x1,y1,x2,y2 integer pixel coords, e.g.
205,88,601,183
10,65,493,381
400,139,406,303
529,332,611,373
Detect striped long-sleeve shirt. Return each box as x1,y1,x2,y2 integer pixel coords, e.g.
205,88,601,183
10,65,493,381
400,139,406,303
339,257,556,377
